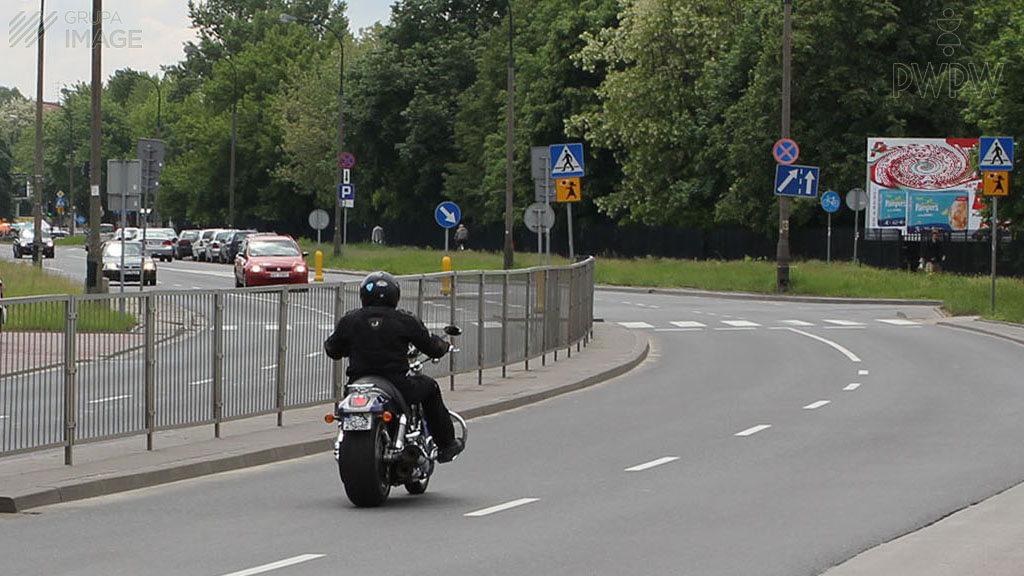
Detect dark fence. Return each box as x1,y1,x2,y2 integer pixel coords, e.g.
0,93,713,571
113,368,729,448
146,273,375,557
272,213,1022,278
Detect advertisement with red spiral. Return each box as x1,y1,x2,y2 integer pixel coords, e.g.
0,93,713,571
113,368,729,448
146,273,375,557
867,138,984,233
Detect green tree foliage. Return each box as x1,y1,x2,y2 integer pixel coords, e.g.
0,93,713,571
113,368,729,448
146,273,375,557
963,0,1023,231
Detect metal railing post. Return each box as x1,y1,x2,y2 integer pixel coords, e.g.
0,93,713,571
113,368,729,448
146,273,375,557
449,270,457,391
333,284,345,401
542,269,548,366
276,288,290,426
63,296,78,466
501,272,509,378
477,272,485,385
213,293,224,438
145,293,156,450
524,271,530,371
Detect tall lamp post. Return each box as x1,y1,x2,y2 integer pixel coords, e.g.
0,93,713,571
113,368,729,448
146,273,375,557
281,12,344,257
32,0,46,268
61,88,74,234
776,0,793,292
139,73,163,226
503,1,516,270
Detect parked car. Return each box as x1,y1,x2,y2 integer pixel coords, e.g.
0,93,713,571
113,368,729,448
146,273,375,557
175,229,200,259
99,223,115,242
221,229,257,263
234,235,309,287
112,226,141,242
12,228,55,259
101,241,157,285
206,229,236,263
141,227,177,262
194,228,222,262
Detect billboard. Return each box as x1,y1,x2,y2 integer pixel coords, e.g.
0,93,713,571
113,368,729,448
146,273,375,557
866,138,984,233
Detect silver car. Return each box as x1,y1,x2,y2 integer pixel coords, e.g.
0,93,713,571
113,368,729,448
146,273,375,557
101,241,157,286
207,229,236,263
141,227,177,262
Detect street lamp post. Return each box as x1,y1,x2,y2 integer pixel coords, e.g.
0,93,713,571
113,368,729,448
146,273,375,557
503,2,515,270
139,74,163,226
225,59,237,228
281,12,344,256
776,0,793,292
32,0,46,268
61,88,74,234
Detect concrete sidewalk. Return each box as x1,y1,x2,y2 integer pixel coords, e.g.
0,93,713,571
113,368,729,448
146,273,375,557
0,322,649,513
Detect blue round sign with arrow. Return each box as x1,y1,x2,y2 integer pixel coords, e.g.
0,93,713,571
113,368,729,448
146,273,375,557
435,201,461,229
820,190,841,213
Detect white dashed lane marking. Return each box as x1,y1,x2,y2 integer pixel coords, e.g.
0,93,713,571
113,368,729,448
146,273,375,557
735,424,772,437
625,457,679,472
465,498,541,517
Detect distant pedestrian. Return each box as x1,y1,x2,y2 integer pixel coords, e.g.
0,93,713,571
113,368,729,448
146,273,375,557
454,223,469,251
371,225,385,245
921,229,944,273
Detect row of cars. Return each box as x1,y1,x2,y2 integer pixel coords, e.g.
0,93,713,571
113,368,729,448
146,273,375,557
111,226,309,288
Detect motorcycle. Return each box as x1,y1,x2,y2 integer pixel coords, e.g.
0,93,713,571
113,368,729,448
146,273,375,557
326,325,468,507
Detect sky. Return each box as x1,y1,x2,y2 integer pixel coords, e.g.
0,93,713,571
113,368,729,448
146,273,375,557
1,0,392,103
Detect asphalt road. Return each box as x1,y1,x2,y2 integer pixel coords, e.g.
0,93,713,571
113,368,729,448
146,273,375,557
4,290,1024,576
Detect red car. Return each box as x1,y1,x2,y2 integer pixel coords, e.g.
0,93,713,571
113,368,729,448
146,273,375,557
233,235,309,287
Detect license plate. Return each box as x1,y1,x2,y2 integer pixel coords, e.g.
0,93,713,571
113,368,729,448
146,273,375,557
342,414,372,431
270,272,289,278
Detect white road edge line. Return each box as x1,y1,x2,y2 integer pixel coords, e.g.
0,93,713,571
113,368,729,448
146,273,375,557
625,456,679,472
844,383,861,391
219,554,325,576
785,328,862,362
465,498,540,517
803,400,831,410
735,424,771,437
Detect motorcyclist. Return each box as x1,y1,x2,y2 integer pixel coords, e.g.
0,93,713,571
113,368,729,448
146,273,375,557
324,271,465,463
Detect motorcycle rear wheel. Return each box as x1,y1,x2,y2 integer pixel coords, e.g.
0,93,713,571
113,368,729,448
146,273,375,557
339,420,392,507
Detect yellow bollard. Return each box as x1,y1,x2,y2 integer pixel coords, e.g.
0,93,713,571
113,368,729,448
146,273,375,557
314,250,324,282
441,255,452,295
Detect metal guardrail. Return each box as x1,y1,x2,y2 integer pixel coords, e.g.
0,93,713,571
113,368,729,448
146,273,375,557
0,258,595,464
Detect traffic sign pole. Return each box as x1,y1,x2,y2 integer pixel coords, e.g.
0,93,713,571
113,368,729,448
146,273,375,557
991,196,999,314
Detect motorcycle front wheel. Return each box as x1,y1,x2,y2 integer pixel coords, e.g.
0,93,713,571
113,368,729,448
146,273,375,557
338,419,392,507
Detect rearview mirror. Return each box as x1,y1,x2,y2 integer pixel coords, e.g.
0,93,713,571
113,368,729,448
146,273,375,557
444,325,462,336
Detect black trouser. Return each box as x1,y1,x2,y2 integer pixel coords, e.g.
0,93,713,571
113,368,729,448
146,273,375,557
386,373,456,448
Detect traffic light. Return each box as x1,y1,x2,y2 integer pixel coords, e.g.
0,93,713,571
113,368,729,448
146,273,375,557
137,139,166,199
81,161,90,177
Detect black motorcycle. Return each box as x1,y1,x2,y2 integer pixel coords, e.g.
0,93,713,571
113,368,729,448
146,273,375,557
327,325,468,507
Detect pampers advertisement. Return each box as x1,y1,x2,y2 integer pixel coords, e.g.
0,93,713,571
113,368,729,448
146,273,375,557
867,138,984,233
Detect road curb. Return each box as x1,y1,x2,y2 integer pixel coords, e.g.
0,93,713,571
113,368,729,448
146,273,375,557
0,328,649,513
936,318,1024,346
596,285,944,307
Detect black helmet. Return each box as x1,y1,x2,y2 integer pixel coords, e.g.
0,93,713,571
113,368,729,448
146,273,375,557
360,271,400,308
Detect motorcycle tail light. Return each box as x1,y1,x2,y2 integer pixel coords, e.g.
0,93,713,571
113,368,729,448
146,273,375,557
352,395,369,408
324,413,335,423
382,411,393,422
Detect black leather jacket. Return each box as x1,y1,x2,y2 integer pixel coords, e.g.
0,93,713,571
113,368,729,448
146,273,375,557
324,305,449,379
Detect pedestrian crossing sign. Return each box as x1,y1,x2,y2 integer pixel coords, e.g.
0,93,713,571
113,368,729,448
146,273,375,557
556,177,582,202
550,143,585,178
980,137,1014,171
